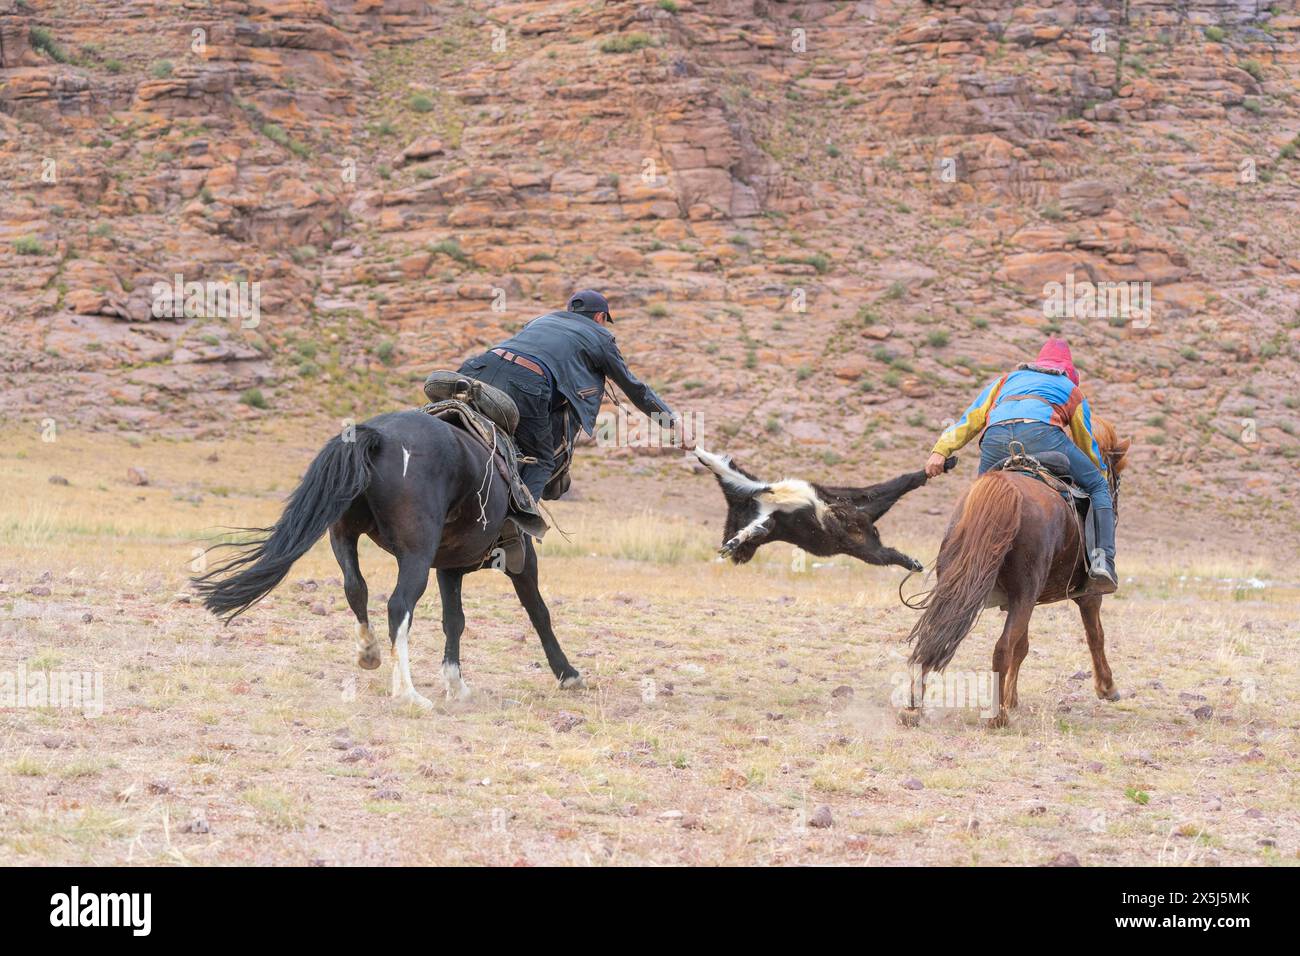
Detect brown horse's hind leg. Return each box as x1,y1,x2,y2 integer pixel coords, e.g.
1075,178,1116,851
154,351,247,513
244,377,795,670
988,595,1035,728
1075,594,1119,701
1006,633,1031,710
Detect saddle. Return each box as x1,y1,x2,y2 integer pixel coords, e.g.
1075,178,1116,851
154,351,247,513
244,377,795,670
988,443,1099,604
424,370,519,435
420,373,547,540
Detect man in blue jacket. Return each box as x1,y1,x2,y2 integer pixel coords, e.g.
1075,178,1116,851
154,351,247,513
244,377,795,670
458,290,679,503
924,338,1118,591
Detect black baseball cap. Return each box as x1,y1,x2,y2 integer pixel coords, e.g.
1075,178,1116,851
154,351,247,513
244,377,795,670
567,289,612,322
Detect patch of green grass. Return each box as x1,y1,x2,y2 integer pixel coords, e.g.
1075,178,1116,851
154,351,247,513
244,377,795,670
1204,26,1225,43
14,236,46,256
926,330,950,348
375,340,396,366
779,253,830,274
408,93,434,113
429,238,468,263
239,388,268,410
29,26,68,63
601,33,653,54
242,787,306,831
262,123,290,147
150,60,173,79
10,754,44,777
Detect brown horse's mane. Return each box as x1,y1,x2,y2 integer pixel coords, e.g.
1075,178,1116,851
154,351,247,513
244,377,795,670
1091,417,1131,475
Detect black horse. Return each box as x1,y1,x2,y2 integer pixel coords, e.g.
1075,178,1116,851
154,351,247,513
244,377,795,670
193,410,583,708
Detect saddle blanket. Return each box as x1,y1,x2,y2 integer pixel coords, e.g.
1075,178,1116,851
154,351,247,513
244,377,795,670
420,398,548,539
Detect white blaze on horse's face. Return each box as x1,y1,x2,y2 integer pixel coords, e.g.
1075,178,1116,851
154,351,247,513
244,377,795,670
402,445,411,478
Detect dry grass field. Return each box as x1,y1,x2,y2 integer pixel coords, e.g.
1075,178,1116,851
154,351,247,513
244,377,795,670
1,424,1297,866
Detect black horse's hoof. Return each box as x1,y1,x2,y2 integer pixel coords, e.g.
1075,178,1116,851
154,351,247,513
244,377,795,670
906,557,924,572
559,674,586,690
357,649,383,670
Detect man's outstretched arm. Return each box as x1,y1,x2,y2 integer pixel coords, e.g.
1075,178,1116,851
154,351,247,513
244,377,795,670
601,338,674,422
925,377,1000,476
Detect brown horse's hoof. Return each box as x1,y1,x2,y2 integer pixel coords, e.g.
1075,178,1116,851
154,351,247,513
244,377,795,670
1097,685,1120,702
898,708,921,728
357,649,383,670
985,708,1010,729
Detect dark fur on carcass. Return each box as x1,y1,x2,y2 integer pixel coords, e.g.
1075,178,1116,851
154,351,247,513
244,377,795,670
701,451,958,570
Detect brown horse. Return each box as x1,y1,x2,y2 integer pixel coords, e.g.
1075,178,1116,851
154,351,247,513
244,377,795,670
904,419,1130,727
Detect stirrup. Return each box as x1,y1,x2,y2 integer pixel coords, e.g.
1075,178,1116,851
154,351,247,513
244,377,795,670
491,521,526,575
1087,548,1117,594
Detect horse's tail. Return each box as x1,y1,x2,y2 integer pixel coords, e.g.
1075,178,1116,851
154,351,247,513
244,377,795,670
908,472,1023,673
193,427,382,621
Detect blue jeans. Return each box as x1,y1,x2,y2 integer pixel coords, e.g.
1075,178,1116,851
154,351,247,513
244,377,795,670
978,421,1112,510
458,351,556,500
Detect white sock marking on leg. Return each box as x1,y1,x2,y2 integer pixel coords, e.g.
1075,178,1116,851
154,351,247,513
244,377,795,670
441,661,470,700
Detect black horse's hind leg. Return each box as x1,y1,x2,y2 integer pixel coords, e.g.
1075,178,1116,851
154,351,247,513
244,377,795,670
388,548,437,709
330,524,380,670
508,538,583,688
436,567,472,700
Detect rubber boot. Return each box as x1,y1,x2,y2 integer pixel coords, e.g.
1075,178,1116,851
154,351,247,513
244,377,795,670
1087,506,1118,594
490,518,527,575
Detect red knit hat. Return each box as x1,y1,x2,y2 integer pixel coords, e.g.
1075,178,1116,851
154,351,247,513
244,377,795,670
1036,338,1079,385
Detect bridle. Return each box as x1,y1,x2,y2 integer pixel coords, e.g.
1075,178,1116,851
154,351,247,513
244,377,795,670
1105,449,1122,522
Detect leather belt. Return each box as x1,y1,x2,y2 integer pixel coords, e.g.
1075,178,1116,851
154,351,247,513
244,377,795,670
491,348,546,377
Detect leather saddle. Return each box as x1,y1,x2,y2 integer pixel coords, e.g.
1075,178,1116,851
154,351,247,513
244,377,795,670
990,449,1068,479
420,372,547,539
424,370,519,435
985,445,1098,607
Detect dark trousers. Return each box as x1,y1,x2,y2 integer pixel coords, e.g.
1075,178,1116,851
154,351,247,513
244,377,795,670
457,352,555,500
978,421,1113,510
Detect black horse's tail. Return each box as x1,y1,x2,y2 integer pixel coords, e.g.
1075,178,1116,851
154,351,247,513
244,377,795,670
193,428,382,621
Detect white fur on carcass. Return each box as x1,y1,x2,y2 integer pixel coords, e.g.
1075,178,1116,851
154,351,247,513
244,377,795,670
693,447,829,527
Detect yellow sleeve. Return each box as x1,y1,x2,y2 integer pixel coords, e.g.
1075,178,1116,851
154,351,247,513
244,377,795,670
931,380,999,457
1068,403,1106,474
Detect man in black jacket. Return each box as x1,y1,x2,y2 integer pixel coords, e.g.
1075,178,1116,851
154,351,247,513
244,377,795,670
458,290,679,503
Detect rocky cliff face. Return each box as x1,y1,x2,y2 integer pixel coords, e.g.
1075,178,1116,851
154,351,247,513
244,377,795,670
2,0,1298,510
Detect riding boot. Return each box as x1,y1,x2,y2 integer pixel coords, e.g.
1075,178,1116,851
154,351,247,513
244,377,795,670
491,518,527,575
1087,506,1118,594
